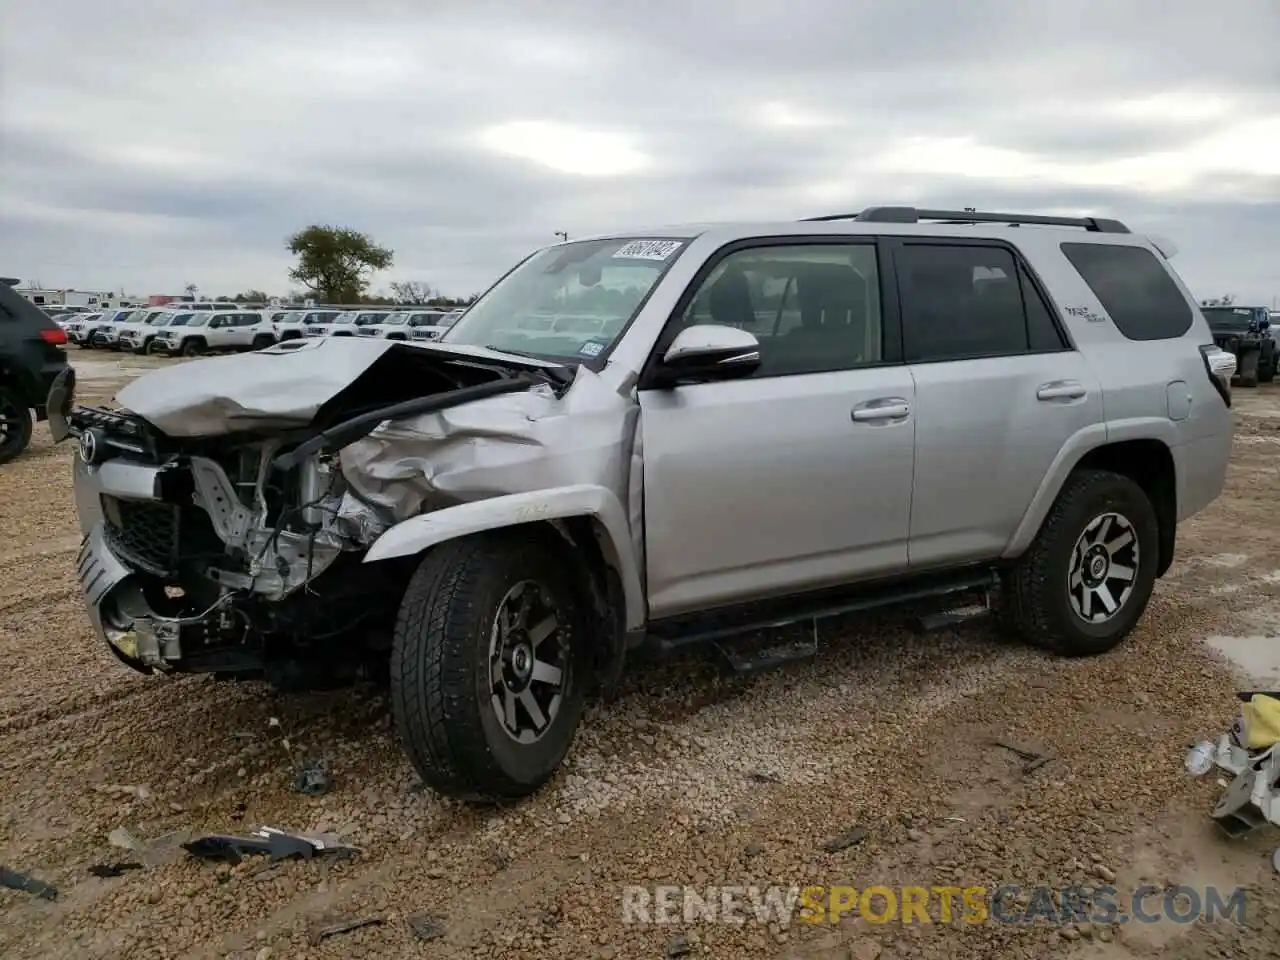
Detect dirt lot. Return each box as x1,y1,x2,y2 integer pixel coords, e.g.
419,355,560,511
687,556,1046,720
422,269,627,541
2,352,1279,959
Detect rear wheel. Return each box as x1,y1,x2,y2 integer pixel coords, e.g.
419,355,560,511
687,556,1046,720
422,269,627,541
251,334,275,350
0,387,34,465
1260,350,1276,384
1002,469,1158,657
391,531,590,801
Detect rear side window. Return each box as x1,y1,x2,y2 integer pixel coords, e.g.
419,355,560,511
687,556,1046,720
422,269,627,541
896,243,1067,363
1060,242,1192,341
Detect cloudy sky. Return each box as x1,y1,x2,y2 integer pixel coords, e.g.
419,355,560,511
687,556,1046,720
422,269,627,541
2,0,1278,302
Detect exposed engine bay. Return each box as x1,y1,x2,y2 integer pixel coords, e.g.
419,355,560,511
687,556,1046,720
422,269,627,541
60,339,599,685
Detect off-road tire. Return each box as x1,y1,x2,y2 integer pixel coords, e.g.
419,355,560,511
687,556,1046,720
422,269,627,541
0,386,34,465
180,338,205,357
1237,349,1259,388
1259,351,1276,384
391,531,590,801
1001,469,1158,657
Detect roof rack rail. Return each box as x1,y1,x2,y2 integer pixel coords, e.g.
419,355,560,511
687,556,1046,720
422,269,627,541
802,206,1130,234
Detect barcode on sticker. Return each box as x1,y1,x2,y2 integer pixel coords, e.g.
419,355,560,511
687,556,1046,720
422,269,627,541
579,341,604,357
612,239,683,261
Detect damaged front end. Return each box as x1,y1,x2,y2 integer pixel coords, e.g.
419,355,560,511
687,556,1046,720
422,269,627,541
57,339,576,683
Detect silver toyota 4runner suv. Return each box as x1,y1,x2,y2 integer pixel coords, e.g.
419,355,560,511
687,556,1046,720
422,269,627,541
50,206,1236,801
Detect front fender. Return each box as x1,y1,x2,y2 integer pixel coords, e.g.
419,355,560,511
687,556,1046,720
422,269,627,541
362,484,646,630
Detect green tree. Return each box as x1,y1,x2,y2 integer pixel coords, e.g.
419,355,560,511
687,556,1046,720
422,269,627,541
286,225,394,303
233,289,269,303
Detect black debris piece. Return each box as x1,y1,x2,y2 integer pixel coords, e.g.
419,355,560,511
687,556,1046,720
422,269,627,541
822,826,869,853
294,761,331,797
182,827,356,865
309,916,383,945
407,913,447,942
89,862,143,878
988,739,1055,775
666,933,693,957
0,866,58,900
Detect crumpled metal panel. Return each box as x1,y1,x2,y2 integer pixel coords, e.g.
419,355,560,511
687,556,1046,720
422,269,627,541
115,338,397,436
335,366,638,537
114,338,566,437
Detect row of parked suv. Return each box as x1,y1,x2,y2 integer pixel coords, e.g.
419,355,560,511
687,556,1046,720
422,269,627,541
54,304,464,356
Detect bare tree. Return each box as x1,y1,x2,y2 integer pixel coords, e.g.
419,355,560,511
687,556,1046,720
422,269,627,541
390,280,435,305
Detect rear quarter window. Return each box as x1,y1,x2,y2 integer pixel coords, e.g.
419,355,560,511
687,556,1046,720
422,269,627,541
1059,242,1193,341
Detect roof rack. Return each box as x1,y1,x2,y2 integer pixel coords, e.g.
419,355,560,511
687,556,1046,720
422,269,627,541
802,206,1130,234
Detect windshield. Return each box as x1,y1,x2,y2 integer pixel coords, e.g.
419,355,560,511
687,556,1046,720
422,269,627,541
441,236,689,359
383,312,408,325
332,312,356,324
1203,307,1260,332
408,312,444,327
356,312,387,325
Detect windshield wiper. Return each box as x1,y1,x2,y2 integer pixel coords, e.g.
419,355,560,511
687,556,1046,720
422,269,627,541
483,344,555,361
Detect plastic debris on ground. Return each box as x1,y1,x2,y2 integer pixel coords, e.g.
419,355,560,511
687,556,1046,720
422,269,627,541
293,760,331,797
1186,692,1280,873
0,866,58,900
182,826,358,865
88,862,143,878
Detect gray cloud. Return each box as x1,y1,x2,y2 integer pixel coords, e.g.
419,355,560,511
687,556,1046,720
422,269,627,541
1,0,1278,300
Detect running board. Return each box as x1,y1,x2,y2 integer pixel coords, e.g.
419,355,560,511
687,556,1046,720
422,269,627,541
713,624,821,675
646,567,1001,658
913,596,994,632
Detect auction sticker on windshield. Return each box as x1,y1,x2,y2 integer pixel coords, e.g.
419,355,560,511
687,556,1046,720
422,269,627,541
613,239,683,261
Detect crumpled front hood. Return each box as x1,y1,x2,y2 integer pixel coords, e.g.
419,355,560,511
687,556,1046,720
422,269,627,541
114,337,567,437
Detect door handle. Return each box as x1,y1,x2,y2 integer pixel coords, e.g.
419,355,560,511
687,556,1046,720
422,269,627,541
852,398,911,422
1036,381,1086,402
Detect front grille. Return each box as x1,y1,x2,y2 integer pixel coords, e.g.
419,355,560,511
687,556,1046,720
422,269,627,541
103,498,180,577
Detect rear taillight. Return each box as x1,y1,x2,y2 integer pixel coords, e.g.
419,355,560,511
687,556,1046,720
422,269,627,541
40,328,68,346
1200,344,1235,407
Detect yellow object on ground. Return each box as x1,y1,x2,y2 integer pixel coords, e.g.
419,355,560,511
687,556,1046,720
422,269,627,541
1242,694,1280,750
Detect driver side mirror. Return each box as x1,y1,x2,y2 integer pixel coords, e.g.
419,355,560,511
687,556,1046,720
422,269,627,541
652,324,761,386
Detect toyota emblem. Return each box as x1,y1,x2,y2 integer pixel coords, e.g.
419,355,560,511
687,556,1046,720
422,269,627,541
78,428,101,465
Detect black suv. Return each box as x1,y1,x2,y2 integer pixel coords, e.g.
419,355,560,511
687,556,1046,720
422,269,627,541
0,278,72,463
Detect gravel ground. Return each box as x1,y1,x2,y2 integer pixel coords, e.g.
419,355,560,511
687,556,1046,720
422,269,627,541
2,350,1279,959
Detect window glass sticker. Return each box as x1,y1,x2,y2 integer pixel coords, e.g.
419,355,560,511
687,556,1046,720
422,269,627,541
612,239,683,261
578,340,605,358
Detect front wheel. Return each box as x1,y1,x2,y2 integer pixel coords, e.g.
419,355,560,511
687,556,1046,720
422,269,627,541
181,339,205,357
1002,469,1158,657
391,531,589,801
251,334,275,350
0,387,34,465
